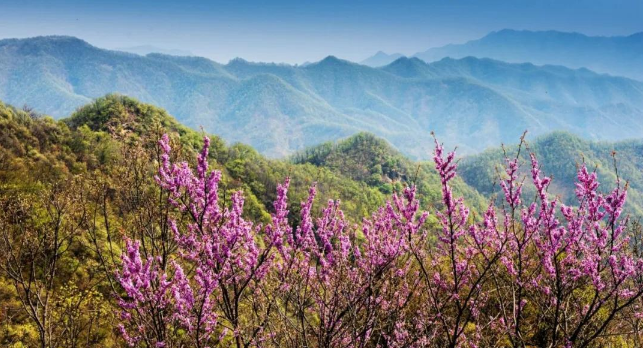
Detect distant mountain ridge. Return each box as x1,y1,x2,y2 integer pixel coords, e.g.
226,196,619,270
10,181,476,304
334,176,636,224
414,29,643,80
360,51,405,67
1,35,643,158
114,45,194,57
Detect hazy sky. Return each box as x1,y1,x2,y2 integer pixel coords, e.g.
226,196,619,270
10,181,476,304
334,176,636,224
1,0,642,64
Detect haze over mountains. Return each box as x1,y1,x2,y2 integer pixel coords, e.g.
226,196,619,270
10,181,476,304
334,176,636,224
363,30,643,81
360,51,404,68
416,30,643,80
1,33,642,158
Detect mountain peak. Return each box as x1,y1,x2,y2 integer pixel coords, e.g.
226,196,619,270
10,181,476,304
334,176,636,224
228,57,250,65
0,35,90,47
30,35,87,42
0,36,98,59
388,56,426,66
312,55,354,67
293,132,405,183
381,56,432,78
65,94,180,135
320,55,342,63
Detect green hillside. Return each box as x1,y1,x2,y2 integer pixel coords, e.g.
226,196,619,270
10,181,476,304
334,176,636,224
292,132,487,211
1,95,492,227
0,95,390,224
459,131,643,217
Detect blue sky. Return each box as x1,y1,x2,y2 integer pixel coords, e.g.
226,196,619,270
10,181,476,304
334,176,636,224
1,0,642,63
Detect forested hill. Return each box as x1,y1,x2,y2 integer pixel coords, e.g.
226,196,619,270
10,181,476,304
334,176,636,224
459,131,643,217
292,130,643,219
0,95,487,225
2,36,643,158
291,132,485,210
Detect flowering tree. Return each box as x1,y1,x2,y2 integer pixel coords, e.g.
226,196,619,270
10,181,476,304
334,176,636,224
526,156,642,347
117,135,288,347
387,140,507,348
115,134,643,348
493,142,643,347
269,184,421,347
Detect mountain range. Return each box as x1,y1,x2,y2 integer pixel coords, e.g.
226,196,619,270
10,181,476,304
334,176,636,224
1,35,643,158
362,30,643,80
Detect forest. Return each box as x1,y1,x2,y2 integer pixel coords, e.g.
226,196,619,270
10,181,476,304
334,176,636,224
1,95,643,347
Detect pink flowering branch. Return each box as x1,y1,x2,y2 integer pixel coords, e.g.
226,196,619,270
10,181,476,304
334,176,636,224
396,138,508,348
